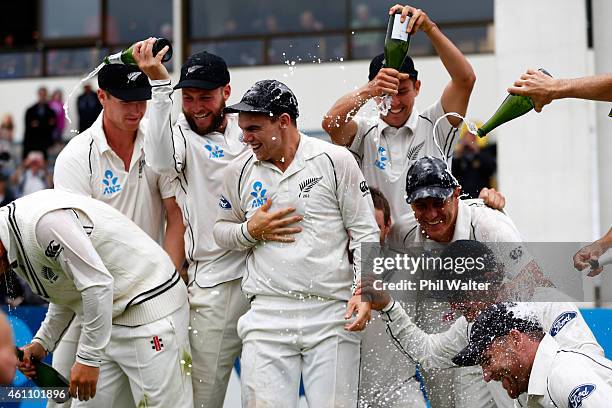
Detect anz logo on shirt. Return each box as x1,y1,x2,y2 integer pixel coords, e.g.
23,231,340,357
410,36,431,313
250,181,267,209
204,142,224,159
375,146,388,170
102,169,122,196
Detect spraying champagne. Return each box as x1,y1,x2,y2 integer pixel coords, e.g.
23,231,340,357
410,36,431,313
477,68,552,137
104,38,172,65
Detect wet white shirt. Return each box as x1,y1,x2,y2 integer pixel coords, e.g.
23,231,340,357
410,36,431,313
144,80,249,287
54,114,174,242
214,134,380,301
30,209,112,368
405,199,532,279
351,100,459,234
525,334,612,407
381,287,604,407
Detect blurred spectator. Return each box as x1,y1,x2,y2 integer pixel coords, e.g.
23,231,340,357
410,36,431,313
351,4,382,58
0,114,15,169
77,83,102,132
452,129,496,198
265,15,280,33
12,151,51,197
23,87,56,160
223,18,239,35
352,3,381,28
299,10,324,31
0,171,15,206
0,114,14,143
49,88,66,142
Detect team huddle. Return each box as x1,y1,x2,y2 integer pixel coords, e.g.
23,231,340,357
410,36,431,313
1,3,611,408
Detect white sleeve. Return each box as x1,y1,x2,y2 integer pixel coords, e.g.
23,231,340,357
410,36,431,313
333,148,380,292
421,100,459,160
32,304,76,353
53,147,92,196
380,301,469,369
35,210,114,368
144,79,186,176
213,161,258,251
157,173,176,200
348,115,374,160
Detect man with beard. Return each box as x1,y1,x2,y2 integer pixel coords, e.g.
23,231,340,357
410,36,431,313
454,303,612,407
134,39,255,408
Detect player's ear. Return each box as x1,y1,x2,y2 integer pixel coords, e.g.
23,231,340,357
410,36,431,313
279,113,291,129
222,84,231,101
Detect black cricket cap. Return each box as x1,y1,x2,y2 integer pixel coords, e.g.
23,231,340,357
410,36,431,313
98,65,151,101
405,156,459,204
225,80,299,119
175,51,230,90
369,53,418,81
452,303,543,367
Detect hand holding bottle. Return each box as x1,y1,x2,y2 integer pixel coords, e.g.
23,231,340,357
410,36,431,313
17,342,47,379
133,37,172,81
508,68,557,112
366,68,409,98
389,4,436,34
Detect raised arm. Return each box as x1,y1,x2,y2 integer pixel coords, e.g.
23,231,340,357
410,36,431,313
133,38,186,175
322,68,406,146
390,4,476,127
509,70,612,112
356,276,469,369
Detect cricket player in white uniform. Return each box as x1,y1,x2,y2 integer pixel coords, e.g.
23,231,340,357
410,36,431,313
133,40,250,407
361,156,557,407
359,239,604,408
51,64,186,408
8,189,192,407
322,6,493,405
213,80,379,407
359,188,427,407
322,4,477,236
454,303,612,408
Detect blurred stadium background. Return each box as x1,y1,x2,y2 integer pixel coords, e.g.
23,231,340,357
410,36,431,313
0,1,610,407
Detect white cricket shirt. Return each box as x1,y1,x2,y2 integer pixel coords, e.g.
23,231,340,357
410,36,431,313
351,100,459,233
53,114,174,242
214,134,380,301
525,334,612,407
144,80,249,287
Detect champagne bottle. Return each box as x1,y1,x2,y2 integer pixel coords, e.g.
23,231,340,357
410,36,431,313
103,37,173,65
15,347,71,402
477,68,552,137
384,12,411,70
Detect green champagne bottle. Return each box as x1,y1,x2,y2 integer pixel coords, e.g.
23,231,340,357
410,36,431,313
384,12,411,70
103,37,173,65
15,347,71,403
477,68,552,137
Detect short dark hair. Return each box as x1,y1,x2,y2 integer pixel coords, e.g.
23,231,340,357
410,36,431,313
370,187,391,226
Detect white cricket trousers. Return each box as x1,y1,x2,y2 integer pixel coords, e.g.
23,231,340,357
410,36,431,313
238,296,362,408
49,301,193,408
188,278,250,408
